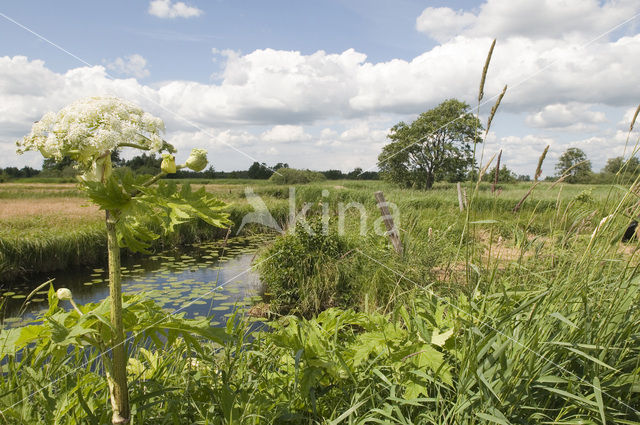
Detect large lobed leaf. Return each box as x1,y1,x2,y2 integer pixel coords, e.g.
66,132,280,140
82,172,231,253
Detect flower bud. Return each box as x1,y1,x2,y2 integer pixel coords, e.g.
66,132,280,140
161,154,176,174
184,148,208,172
56,288,72,301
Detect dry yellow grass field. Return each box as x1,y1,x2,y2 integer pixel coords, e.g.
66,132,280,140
0,198,101,220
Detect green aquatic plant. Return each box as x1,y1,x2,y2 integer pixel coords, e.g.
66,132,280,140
16,96,230,424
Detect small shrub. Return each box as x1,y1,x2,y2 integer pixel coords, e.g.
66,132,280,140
257,219,351,315
574,188,595,204
268,167,327,185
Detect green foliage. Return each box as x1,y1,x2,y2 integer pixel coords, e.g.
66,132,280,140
82,171,230,253
1,284,228,358
603,155,640,175
247,161,288,179
257,220,351,315
487,164,517,184
264,302,456,410
0,166,40,180
574,188,595,204
378,99,482,189
556,147,593,183
0,284,229,423
268,167,327,185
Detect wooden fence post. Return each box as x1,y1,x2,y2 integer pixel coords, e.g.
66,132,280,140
457,182,464,212
374,191,403,254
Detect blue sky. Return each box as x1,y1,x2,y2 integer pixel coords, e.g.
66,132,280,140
2,0,640,175
0,1,439,81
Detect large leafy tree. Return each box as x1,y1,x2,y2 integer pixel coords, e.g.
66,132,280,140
378,99,482,189
555,148,592,183
248,161,274,179
603,156,640,175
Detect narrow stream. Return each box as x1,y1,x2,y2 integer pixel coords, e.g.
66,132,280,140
1,234,270,328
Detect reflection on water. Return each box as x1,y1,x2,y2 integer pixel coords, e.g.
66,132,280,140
1,235,270,328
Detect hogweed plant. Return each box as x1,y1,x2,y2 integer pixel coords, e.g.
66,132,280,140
16,96,230,424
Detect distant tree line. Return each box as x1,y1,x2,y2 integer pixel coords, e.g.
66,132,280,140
2,144,637,186
244,162,379,180
0,155,379,181
550,148,640,184
0,166,39,181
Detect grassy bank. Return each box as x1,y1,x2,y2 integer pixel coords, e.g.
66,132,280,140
0,181,289,283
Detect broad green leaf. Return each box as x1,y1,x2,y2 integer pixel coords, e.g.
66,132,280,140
431,328,454,347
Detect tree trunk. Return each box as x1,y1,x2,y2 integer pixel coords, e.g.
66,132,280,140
425,172,435,190
105,210,129,424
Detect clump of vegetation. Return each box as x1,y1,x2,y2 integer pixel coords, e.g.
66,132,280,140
268,167,327,184
257,219,352,315
574,187,595,204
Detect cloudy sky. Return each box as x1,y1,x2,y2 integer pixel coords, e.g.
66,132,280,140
1,0,640,176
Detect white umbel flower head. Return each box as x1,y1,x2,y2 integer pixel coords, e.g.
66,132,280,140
17,97,167,177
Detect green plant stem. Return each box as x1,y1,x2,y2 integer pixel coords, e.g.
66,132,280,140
116,142,150,150
105,210,129,424
141,171,167,188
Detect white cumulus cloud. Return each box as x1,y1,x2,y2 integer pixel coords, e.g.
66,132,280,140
416,7,477,43
106,54,150,79
416,0,639,43
261,125,311,144
525,103,607,131
148,0,202,19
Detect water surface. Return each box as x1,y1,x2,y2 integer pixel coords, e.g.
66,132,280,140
1,234,270,328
